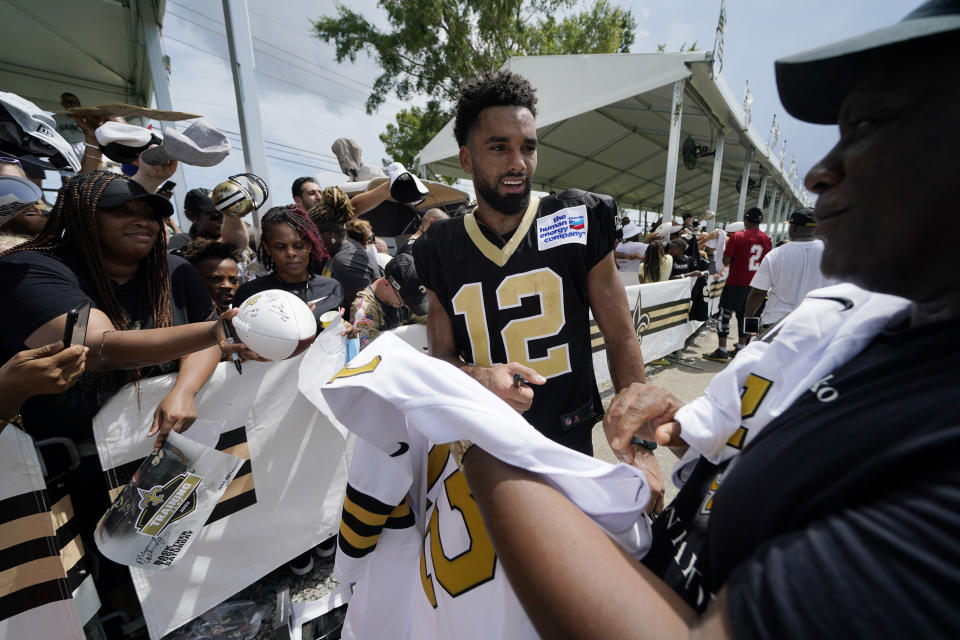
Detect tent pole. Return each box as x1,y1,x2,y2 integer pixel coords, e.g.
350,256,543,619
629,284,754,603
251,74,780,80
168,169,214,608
774,192,787,242
661,80,685,222
756,167,768,209
140,0,189,230
767,187,779,238
222,0,271,229
706,135,724,232
736,150,753,221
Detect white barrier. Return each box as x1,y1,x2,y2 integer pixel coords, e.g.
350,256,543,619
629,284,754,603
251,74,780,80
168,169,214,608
84,274,728,638
92,355,348,639
0,427,89,640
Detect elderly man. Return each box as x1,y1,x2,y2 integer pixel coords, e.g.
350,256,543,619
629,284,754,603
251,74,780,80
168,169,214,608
459,2,960,638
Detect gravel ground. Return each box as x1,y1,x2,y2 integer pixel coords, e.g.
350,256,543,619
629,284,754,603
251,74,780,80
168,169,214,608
205,325,728,639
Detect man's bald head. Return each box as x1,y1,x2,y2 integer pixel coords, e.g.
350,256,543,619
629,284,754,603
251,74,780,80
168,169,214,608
421,208,450,231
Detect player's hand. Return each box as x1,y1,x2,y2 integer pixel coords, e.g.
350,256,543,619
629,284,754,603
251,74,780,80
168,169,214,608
604,383,685,460
148,387,197,451
472,362,545,413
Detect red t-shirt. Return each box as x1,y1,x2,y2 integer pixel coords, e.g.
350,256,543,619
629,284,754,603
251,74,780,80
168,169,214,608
723,228,772,286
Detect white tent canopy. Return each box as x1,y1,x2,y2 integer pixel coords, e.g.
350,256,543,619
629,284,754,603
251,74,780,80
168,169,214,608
0,0,162,113
418,52,805,228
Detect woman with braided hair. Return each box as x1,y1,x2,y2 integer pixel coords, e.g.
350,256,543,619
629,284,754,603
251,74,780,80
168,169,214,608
234,205,342,323
0,171,253,595
309,186,381,310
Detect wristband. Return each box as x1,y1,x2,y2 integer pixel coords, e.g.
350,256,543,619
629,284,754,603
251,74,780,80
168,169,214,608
84,142,100,151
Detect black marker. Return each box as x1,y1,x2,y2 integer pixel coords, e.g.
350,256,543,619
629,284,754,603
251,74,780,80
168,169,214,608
223,309,242,375
630,436,658,451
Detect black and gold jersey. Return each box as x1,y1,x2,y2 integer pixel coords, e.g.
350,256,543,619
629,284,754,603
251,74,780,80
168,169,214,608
413,189,616,446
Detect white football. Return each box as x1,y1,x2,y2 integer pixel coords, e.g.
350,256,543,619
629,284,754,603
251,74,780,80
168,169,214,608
233,289,317,360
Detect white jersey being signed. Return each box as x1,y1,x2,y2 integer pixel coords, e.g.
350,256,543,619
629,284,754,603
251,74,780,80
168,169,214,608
673,283,911,482
307,333,652,640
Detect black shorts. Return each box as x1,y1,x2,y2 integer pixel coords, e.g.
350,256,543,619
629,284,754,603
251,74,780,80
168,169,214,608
719,284,750,314
718,284,751,333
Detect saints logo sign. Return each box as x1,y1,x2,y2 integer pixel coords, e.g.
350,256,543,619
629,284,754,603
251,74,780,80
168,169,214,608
632,294,651,345
135,473,203,537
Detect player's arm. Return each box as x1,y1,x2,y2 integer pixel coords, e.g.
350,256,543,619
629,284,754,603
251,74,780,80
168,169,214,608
462,446,733,640
424,288,544,413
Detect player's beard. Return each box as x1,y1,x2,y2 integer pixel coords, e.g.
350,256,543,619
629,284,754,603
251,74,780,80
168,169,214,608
472,167,531,216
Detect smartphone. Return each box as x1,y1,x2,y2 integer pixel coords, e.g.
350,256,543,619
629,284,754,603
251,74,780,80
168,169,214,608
158,180,177,192
743,316,761,335
62,301,92,347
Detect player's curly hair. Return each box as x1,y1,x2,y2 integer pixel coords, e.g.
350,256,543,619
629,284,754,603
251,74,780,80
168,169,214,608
258,205,328,273
0,171,172,331
181,238,242,265
308,186,354,229
453,70,538,147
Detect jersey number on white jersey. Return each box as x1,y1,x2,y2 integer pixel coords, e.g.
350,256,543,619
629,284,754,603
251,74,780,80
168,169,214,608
451,268,571,378
420,444,497,607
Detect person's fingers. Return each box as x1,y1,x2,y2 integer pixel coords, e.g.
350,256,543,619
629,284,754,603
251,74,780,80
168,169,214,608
240,347,270,362
147,407,162,437
22,341,65,360
653,420,682,446
506,362,546,385
47,344,86,366
176,415,196,434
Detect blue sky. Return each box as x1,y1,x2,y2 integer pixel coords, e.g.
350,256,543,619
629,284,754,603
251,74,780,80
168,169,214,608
160,0,913,208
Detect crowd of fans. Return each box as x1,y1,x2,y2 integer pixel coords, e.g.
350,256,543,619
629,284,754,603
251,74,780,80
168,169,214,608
1,2,956,637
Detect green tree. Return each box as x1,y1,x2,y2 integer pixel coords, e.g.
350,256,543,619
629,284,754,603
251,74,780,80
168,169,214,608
313,0,637,167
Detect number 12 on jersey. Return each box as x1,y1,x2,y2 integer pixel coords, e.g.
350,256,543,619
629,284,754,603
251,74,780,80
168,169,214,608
451,268,571,379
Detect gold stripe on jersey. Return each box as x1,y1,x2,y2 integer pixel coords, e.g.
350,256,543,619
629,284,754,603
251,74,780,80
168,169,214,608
328,356,382,383
339,490,413,559
426,444,450,492
726,426,748,450
463,197,541,267
342,493,392,528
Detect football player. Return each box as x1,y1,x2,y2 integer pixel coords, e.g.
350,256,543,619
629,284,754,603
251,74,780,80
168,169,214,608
413,70,679,510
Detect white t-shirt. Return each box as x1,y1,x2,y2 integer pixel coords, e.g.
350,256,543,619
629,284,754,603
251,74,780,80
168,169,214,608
705,229,726,273
615,240,647,272
749,239,837,324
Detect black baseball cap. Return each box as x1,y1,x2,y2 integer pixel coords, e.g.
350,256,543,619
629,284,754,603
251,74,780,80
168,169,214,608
98,177,174,218
385,253,428,315
183,188,217,214
745,207,763,223
788,208,817,227
775,0,960,125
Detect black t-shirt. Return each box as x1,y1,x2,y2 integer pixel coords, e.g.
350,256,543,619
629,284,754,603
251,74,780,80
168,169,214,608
413,189,615,447
669,254,707,278
0,248,214,440
702,319,960,638
233,271,342,327
324,239,380,306
166,230,196,252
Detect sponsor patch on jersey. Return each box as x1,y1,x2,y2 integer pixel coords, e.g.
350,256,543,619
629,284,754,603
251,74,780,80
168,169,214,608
536,205,588,250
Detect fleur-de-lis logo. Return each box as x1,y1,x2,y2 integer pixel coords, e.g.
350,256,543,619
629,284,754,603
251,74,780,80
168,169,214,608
137,486,164,510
